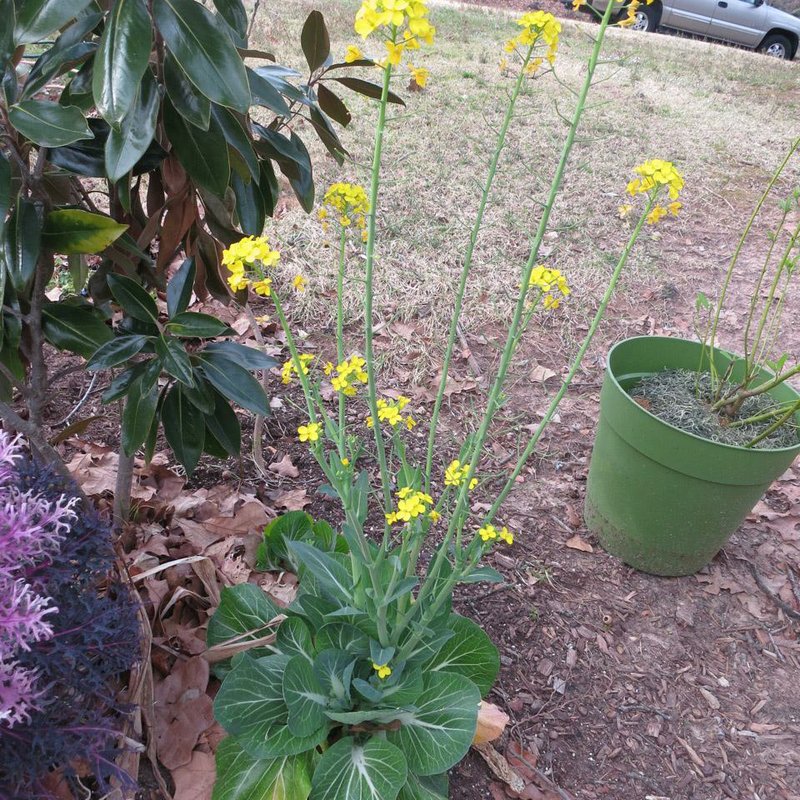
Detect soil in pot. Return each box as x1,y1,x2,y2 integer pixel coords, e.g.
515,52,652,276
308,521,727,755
630,369,799,450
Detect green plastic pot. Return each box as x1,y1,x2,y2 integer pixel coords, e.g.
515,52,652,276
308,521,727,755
584,336,800,576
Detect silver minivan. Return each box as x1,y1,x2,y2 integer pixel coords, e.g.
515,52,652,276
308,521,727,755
580,0,800,59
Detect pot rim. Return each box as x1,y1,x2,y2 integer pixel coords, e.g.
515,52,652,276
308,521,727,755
606,335,800,456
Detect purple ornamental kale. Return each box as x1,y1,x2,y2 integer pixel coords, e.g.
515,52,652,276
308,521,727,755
0,434,140,799
0,434,76,728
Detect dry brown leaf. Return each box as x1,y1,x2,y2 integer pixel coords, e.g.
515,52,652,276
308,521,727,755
203,501,272,537
565,535,594,553
530,364,557,383
473,701,510,744
269,488,311,511
154,658,214,770
171,749,216,800
269,454,300,478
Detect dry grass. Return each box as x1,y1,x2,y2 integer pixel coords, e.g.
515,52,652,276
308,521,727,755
250,0,800,375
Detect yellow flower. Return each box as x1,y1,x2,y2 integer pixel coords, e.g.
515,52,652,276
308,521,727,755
252,278,272,297
331,354,369,397
385,40,405,65
322,182,370,232
366,415,374,428
543,294,561,310
499,526,514,545
428,509,440,523
354,0,435,48
627,159,684,201
499,57,509,72
646,205,668,225
527,266,570,311
222,236,280,292
524,57,543,76
323,362,334,376
617,203,633,219
668,200,682,216
572,0,586,8
510,10,561,64
254,314,269,325
298,422,322,443
408,63,429,87
444,459,479,490
341,457,350,467
292,274,307,292
345,44,364,63
386,487,434,524
478,524,498,542
282,353,314,385
373,662,392,680
405,416,416,430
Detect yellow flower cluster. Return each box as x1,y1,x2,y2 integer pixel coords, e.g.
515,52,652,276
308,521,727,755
281,353,314,385
385,486,434,525
329,354,368,396
319,182,370,239
444,459,478,490
528,266,571,310
503,11,561,66
627,159,684,226
618,0,656,28
373,662,392,679
222,236,280,293
478,524,514,545
627,159,684,200
298,422,322,443
354,0,436,47
366,396,415,429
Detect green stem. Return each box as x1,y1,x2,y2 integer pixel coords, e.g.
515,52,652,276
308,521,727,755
706,137,800,392
482,194,657,526
712,362,800,411
728,401,798,428
741,205,790,375
745,397,800,448
363,63,395,516
399,1,619,640
423,45,536,492
337,227,347,458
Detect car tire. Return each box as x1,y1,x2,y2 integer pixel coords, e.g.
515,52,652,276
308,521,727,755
629,3,659,32
758,33,793,59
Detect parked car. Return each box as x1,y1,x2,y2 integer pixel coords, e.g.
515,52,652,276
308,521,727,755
573,0,800,59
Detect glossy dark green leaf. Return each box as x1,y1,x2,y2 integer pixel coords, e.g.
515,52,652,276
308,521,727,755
197,352,269,416
164,52,210,131
14,0,94,45
309,106,345,166
108,273,160,324
211,106,259,183
51,118,166,178
121,375,159,456
8,100,93,147
300,10,329,73
5,198,40,293
280,132,314,213
166,311,232,338
87,334,150,371
23,41,97,102
181,376,215,413
246,67,291,117
93,0,152,126
156,336,194,386
42,209,128,255
153,0,251,113
162,383,205,473
260,160,278,217
101,360,152,403
0,152,11,240
202,340,278,370
42,303,113,358
316,84,351,127
163,100,230,196
230,171,265,237
211,0,247,39
204,388,241,455
105,69,160,182
331,76,405,106
252,65,305,105
166,256,196,317
0,0,15,64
